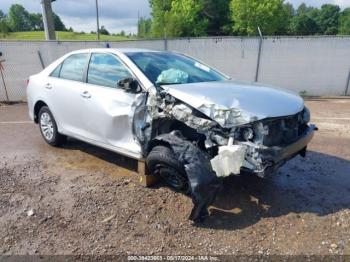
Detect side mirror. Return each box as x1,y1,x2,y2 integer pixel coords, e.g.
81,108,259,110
117,77,141,93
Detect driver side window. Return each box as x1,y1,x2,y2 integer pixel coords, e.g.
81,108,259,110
87,53,132,88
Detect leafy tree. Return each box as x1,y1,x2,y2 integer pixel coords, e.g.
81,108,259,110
29,13,43,30
7,4,31,31
168,0,208,37
0,10,10,35
339,8,350,35
230,0,286,35
278,3,295,35
138,17,152,38
0,21,8,35
146,0,344,37
201,0,231,35
149,0,172,37
289,4,320,35
0,10,5,20
149,0,207,37
53,13,67,31
5,4,67,33
100,25,110,35
290,14,319,35
317,4,340,35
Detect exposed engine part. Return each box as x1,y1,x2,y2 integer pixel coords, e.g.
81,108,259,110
211,142,247,177
242,127,254,141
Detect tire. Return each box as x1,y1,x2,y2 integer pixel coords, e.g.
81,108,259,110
147,145,189,192
38,106,66,147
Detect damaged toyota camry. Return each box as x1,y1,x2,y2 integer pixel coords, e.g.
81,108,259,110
27,48,316,222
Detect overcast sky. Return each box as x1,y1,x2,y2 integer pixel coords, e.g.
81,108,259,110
0,0,349,34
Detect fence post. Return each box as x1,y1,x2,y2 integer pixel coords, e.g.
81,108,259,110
345,69,350,96
164,38,168,51
0,59,9,102
37,50,45,69
255,27,263,82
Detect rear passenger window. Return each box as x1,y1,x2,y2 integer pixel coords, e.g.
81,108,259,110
87,53,132,88
50,64,62,78
59,53,89,82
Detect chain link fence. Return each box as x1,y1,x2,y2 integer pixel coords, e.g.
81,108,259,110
0,36,349,101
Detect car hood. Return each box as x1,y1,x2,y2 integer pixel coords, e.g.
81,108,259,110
162,80,304,128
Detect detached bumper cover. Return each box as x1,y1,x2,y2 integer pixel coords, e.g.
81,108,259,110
258,124,316,164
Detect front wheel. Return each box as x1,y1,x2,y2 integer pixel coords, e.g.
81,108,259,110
146,145,189,193
38,106,66,146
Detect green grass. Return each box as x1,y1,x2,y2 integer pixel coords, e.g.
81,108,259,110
0,31,135,41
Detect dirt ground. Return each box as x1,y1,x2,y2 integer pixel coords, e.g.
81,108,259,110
0,98,350,256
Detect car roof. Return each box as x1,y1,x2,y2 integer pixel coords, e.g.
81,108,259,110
68,48,163,55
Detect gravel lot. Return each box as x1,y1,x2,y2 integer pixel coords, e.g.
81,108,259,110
0,98,350,256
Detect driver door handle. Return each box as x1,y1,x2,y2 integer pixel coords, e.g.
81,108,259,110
81,91,91,99
45,83,52,89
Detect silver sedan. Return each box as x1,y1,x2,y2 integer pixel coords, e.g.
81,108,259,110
27,48,316,221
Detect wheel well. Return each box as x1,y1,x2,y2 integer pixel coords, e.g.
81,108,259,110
146,119,206,155
34,101,47,123
147,140,171,155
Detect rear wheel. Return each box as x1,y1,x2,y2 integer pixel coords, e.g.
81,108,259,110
147,145,189,192
38,106,66,146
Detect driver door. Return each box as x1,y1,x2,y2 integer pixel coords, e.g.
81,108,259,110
82,52,142,157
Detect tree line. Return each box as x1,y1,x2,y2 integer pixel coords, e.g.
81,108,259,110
0,4,129,37
138,0,350,38
0,4,69,36
1,2,349,39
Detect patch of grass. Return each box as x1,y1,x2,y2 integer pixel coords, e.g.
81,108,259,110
0,31,136,41
299,90,308,98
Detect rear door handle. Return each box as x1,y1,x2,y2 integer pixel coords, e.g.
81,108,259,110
81,91,91,99
45,83,52,89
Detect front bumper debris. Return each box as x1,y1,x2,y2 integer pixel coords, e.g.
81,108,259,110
258,124,316,164
243,124,317,177
211,124,316,178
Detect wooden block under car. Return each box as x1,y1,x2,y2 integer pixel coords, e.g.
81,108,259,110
138,160,159,187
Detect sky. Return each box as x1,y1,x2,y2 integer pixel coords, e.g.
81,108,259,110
0,0,349,34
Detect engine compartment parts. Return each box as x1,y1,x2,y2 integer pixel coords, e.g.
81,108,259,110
211,143,247,177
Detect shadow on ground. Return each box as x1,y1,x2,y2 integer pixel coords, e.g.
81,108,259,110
200,151,350,230
59,138,350,231
62,138,138,172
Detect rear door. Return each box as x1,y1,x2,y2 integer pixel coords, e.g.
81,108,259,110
82,52,143,156
46,53,91,138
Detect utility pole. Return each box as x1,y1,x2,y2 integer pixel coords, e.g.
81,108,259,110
95,0,100,41
41,0,56,40
137,10,140,37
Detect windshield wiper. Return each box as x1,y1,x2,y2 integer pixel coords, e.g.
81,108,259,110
156,82,183,87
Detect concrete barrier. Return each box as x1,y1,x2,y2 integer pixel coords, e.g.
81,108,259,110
0,36,349,101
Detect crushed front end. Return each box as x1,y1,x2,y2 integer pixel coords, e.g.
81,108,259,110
133,87,316,222
210,109,316,178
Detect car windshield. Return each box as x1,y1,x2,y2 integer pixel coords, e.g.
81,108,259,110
125,52,227,86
